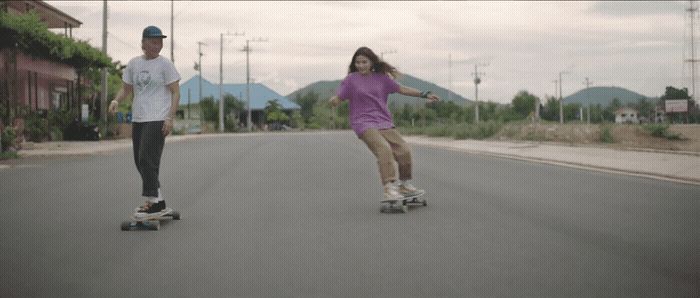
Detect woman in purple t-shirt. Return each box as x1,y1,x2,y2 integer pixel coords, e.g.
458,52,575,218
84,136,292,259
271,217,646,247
329,47,440,202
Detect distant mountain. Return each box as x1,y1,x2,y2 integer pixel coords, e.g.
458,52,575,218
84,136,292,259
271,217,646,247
287,74,471,107
563,86,656,106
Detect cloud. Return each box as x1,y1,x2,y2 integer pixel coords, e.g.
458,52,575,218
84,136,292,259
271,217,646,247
45,1,692,103
588,1,686,17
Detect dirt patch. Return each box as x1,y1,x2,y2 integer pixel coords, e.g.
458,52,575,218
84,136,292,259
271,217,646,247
493,123,700,153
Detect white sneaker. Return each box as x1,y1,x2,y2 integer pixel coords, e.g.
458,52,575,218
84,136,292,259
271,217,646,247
383,182,403,201
399,181,424,197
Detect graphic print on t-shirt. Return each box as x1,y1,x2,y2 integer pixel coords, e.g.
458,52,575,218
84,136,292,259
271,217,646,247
135,71,152,94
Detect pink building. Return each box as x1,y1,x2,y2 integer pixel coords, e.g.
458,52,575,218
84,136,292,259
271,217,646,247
1,1,85,119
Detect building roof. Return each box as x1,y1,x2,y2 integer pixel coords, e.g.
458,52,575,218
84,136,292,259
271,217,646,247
5,1,82,28
180,75,300,111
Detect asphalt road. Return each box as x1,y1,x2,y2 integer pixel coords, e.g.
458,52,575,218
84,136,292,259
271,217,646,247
1,131,698,297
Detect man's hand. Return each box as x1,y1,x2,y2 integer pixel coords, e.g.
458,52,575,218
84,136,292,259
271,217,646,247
108,100,119,115
162,118,173,136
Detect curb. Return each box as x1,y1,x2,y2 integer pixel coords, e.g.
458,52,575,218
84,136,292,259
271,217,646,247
407,141,700,187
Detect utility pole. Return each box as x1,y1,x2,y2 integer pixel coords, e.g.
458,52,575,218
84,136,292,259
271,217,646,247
472,64,486,123
584,77,592,124
448,53,453,102
242,37,268,132
559,71,569,124
686,1,699,104
170,0,174,62
196,41,206,126
219,31,245,133
100,0,108,123
197,41,206,100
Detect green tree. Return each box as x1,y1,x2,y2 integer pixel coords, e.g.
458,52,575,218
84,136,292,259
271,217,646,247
634,98,656,121
511,90,539,119
660,86,691,101
563,103,582,122
264,99,289,123
290,110,304,129
541,96,559,121
293,91,319,122
199,96,218,123
602,98,622,122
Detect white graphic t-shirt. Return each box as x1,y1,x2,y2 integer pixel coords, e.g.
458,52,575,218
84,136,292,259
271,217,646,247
122,55,181,122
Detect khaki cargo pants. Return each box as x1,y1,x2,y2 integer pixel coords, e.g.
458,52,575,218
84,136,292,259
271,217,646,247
359,128,413,185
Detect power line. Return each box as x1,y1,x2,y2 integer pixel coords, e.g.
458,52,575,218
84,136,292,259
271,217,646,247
108,32,138,50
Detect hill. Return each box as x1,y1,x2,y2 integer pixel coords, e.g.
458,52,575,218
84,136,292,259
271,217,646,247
287,74,471,107
563,86,655,106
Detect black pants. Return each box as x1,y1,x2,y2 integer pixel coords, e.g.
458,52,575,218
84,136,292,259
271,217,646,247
132,121,165,197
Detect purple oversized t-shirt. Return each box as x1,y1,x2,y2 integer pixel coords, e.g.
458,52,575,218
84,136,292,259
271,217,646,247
336,72,401,136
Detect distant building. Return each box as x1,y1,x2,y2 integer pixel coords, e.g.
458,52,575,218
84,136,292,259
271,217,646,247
179,75,300,126
652,105,666,123
615,107,640,124
1,1,84,118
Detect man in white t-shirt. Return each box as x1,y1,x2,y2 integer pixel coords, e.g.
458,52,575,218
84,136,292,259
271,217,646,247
108,25,181,218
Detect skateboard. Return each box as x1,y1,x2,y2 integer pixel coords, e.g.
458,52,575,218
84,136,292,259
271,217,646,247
121,207,181,231
380,190,427,213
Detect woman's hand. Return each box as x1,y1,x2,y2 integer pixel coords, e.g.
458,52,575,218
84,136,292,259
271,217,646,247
426,93,440,103
328,96,341,108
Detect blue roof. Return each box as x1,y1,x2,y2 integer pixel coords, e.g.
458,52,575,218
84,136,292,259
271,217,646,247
179,75,300,111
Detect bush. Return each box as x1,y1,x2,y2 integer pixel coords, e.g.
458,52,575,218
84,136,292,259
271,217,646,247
599,125,614,143
24,113,48,142
642,124,682,140
398,121,502,140
1,126,17,151
0,151,18,160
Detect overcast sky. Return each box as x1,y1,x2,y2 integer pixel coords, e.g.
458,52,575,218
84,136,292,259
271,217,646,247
47,1,694,103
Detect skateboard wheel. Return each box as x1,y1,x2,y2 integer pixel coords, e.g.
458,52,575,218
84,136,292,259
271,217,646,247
171,211,181,220
121,222,131,231
150,222,160,231
422,200,427,207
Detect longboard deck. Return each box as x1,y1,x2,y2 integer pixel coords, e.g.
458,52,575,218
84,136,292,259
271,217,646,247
121,208,181,231
380,191,427,213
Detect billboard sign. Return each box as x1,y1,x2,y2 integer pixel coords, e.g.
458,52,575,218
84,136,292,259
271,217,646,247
665,100,688,113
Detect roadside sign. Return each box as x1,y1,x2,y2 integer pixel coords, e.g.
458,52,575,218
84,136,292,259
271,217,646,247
665,100,688,113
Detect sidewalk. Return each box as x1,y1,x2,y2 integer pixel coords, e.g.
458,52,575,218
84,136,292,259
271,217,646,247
404,136,700,186
9,132,700,185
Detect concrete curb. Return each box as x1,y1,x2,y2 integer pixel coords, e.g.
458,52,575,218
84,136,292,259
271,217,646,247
404,138,700,186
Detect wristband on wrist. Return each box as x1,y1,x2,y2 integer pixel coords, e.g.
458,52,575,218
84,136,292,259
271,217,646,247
420,91,432,98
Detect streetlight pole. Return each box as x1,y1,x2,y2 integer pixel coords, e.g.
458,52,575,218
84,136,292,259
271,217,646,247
219,31,244,133
242,37,268,132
